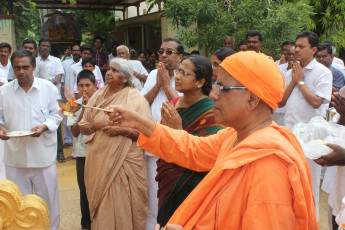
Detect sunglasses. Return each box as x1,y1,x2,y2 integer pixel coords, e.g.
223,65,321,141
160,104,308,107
157,50,179,55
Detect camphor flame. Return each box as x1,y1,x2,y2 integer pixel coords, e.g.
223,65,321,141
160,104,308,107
62,85,78,106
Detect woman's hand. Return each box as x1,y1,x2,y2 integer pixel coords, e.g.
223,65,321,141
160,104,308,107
101,126,139,140
161,101,183,130
102,126,123,137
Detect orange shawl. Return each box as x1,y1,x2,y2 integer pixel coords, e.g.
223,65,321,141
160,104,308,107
138,122,318,229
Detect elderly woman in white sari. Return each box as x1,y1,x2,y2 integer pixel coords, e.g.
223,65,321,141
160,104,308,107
79,58,151,229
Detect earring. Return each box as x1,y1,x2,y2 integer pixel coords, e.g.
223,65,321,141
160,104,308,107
198,85,201,88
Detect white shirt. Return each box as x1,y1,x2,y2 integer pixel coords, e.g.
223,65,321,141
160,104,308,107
332,61,345,79
275,63,289,114
8,60,50,81
0,77,63,168
141,69,182,122
284,59,332,129
278,63,289,77
109,53,116,61
141,69,182,156
329,166,345,216
0,61,11,78
62,58,79,97
0,69,7,84
129,60,148,91
37,55,64,95
334,57,344,66
67,97,87,157
70,61,104,93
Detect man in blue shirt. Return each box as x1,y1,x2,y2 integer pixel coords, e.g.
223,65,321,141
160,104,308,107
316,42,345,92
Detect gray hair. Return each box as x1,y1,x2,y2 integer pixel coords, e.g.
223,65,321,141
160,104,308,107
331,46,336,55
116,45,129,54
110,58,135,88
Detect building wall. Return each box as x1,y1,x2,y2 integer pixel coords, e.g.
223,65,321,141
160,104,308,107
115,2,160,20
114,2,199,53
0,15,16,52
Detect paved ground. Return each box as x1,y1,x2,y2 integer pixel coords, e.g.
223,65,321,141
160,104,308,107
57,146,81,230
57,146,330,230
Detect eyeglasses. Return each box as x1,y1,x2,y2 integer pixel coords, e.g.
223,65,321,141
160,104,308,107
175,69,193,77
157,50,179,55
214,83,246,95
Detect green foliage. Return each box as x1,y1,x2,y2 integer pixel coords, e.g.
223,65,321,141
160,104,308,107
73,10,115,49
0,0,41,46
247,0,314,57
149,0,234,52
148,0,314,57
309,0,345,50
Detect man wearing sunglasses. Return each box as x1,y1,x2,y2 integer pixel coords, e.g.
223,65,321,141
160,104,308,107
107,51,318,229
140,37,184,230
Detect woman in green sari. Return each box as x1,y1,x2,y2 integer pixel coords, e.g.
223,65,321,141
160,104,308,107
156,55,225,226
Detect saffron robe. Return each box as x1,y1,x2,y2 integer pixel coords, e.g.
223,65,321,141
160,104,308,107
138,122,318,229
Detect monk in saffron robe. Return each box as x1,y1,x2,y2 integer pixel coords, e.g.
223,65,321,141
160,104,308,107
107,51,319,230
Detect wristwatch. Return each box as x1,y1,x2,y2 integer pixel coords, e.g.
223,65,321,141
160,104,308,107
297,81,305,87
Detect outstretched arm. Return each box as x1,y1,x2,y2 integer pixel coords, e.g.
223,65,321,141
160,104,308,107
107,105,225,171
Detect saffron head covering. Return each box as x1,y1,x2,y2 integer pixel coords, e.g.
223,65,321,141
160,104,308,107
219,51,285,110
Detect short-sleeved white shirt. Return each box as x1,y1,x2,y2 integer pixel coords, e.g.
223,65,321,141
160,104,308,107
67,97,87,157
284,59,332,129
37,55,64,96
275,63,289,114
0,69,8,84
141,69,182,122
0,77,62,167
141,69,182,157
129,60,148,91
70,61,104,93
62,59,79,97
0,61,11,77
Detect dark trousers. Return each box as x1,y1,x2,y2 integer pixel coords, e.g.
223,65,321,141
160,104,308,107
76,157,91,229
332,214,339,230
57,124,64,155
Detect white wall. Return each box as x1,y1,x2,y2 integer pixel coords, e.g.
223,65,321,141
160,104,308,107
115,2,160,20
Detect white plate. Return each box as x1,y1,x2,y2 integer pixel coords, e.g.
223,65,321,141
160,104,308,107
5,130,37,138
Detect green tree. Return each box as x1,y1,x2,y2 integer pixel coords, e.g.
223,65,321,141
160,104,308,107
73,10,115,49
148,0,314,58
309,0,345,49
0,0,42,46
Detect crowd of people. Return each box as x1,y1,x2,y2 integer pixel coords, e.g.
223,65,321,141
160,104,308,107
0,29,345,230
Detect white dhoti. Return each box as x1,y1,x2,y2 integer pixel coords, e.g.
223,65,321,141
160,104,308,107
329,166,345,216
6,164,60,230
322,166,337,194
0,140,5,178
307,158,321,221
145,154,159,230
